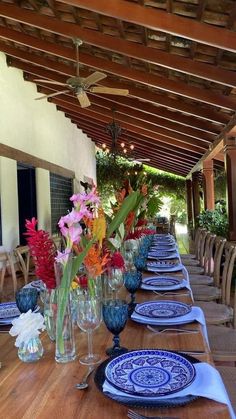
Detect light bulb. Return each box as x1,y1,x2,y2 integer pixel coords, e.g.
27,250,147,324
130,144,134,150
106,148,109,153
102,143,106,149
124,148,127,153
135,171,138,175
121,142,125,148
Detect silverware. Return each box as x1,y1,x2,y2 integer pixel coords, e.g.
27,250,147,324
153,291,190,297
146,325,198,334
75,366,95,389
127,409,179,419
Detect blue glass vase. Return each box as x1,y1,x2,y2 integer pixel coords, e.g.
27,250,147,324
15,288,38,313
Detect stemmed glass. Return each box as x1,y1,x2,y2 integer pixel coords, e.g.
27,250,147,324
108,268,124,299
77,297,102,365
102,299,128,356
124,269,142,316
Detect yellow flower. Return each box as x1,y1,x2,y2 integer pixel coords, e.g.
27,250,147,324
92,208,106,247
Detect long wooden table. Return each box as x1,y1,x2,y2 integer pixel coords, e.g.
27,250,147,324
0,286,231,418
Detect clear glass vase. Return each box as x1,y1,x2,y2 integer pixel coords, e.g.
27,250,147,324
41,288,57,341
18,337,44,362
55,290,76,363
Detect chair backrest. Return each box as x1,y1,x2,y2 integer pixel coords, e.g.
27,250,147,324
203,233,216,276
14,245,33,285
0,251,17,294
198,229,208,267
192,228,203,259
212,237,226,287
220,243,236,307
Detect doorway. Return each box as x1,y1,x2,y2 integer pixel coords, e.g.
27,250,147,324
17,163,37,245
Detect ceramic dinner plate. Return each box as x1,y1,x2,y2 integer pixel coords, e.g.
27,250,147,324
105,349,196,397
0,302,20,319
146,262,183,273
141,276,184,290
147,252,179,260
134,300,191,319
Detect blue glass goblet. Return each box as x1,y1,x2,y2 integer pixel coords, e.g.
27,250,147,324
102,299,128,356
124,270,142,316
134,255,146,272
15,288,38,313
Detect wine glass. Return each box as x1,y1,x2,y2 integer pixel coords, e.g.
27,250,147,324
102,299,128,356
108,268,124,299
77,297,102,365
124,269,142,316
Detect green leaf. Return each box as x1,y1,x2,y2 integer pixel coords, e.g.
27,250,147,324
106,191,139,238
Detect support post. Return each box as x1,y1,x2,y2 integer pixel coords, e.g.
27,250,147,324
202,159,215,210
192,171,201,228
224,137,236,241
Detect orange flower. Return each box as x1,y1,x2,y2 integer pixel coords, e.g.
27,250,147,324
84,244,109,277
125,211,136,235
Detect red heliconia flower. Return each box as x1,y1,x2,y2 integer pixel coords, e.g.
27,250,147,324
136,219,148,227
24,218,56,289
110,251,125,269
126,230,143,240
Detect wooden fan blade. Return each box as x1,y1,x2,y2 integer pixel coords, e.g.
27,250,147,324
34,79,67,86
35,90,70,100
83,71,107,88
89,86,129,96
77,91,91,108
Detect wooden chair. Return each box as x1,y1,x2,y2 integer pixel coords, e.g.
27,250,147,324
189,236,226,286
181,228,207,266
180,227,202,260
197,243,236,325
216,366,236,412
14,245,35,285
185,231,214,274
0,251,17,295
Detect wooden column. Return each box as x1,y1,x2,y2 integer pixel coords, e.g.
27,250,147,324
202,159,215,210
192,171,201,227
186,179,193,228
224,137,236,241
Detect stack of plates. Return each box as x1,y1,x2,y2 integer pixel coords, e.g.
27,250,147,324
0,302,20,325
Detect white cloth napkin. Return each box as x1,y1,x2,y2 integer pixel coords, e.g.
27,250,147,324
103,362,235,418
131,305,209,347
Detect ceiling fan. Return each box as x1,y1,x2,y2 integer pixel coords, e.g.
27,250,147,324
34,39,129,108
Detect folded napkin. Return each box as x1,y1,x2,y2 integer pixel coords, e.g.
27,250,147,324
131,306,209,347
103,363,235,418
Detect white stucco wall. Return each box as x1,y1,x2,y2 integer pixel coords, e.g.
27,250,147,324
0,52,96,250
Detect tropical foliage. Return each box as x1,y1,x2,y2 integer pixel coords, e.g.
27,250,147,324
198,201,229,238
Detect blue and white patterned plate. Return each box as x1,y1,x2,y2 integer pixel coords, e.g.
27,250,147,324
146,262,183,273
142,277,183,288
135,301,191,319
105,349,196,397
0,302,20,319
147,252,179,260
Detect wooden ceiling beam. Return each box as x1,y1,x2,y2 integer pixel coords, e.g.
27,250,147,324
0,5,235,88
0,32,235,110
35,82,215,142
25,73,224,134
61,0,236,53
64,116,199,165
64,113,202,160
53,99,206,153
38,88,210,148
5,53,229,124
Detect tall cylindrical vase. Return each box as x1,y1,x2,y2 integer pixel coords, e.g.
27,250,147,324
55,289,76,363
41,288,57,341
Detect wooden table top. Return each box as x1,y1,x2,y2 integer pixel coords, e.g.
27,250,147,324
0,284,231,419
